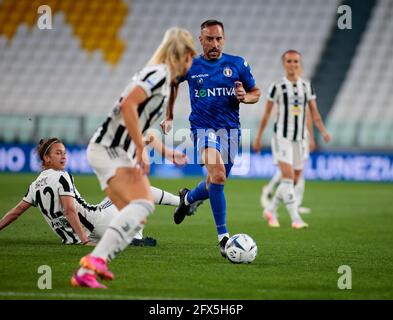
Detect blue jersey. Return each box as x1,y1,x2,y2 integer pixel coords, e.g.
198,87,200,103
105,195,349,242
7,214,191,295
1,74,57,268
181,53,256,130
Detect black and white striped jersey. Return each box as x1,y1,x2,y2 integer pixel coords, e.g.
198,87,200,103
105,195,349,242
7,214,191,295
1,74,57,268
268,77,316,141
23,169,100,244
91,64,170,158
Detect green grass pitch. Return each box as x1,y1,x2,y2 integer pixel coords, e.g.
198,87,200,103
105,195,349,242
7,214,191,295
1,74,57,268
0,173,392,300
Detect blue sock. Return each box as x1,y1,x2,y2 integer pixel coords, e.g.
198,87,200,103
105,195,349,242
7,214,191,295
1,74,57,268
187,181,209,203
208,183,227,235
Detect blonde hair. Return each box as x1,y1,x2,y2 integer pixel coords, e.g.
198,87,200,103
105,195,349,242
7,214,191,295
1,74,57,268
148,27,197,78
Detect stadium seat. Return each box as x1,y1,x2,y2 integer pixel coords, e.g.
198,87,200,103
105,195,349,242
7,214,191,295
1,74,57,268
3,0,373,151
0,0,339,117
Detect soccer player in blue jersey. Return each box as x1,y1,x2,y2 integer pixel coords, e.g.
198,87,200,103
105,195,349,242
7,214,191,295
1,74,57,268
163,20,261,257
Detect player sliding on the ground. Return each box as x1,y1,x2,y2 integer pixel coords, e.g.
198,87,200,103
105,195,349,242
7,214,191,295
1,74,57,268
253,50,331,229
0,135,198,246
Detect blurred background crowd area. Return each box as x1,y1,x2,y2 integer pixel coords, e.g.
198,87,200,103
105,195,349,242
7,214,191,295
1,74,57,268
0,0,392,151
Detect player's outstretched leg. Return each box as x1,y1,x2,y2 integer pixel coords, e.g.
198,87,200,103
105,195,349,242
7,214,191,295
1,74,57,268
151,186,180,206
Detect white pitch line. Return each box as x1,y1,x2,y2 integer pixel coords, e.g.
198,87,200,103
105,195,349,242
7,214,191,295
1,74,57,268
0,291,183,300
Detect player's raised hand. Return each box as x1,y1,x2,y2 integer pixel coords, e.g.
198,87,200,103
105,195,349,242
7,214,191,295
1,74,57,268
235,81,246,102
160,118,173,135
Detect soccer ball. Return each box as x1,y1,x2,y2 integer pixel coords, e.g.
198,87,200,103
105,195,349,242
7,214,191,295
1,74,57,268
225,233,257,263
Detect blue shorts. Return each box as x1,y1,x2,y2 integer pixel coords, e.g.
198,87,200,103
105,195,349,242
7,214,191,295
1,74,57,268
191,128,241,177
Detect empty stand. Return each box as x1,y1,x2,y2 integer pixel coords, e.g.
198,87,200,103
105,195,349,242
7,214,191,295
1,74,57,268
0,0,343,147
327,0,393,149
36,115,82,144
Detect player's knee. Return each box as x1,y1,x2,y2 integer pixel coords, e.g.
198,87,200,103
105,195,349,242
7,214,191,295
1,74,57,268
281,169,294,180
211,170,226,184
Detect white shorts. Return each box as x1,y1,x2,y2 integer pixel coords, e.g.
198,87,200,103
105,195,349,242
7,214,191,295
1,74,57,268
87,143,136,190
88,198,141,243
86,198,118,242
271,136,305,170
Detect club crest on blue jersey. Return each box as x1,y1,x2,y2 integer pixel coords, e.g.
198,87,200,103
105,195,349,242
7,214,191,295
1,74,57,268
223,67,233,77
208,131,217,141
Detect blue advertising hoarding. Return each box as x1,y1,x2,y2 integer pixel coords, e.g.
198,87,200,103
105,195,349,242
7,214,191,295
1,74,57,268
1,143,393,182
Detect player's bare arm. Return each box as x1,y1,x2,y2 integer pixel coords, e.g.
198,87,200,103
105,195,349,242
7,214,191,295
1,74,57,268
60,195,91,245
120,85,150,174
306,110,316,151
253,100,274,152
166,82,178,120
160,83,178,134
0,200,31,231
308,99,331,143
145,130,188,166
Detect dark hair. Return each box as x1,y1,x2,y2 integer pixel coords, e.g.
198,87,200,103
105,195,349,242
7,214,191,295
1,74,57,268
36,137,63,164
281,49,302,61
200,19,224,33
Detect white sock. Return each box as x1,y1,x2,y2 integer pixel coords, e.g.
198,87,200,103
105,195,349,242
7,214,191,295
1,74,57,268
295,175,305,207
218,233,229,242
151,186,180,206
279,179,302,223
266,170,282,193
91,199,155,261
